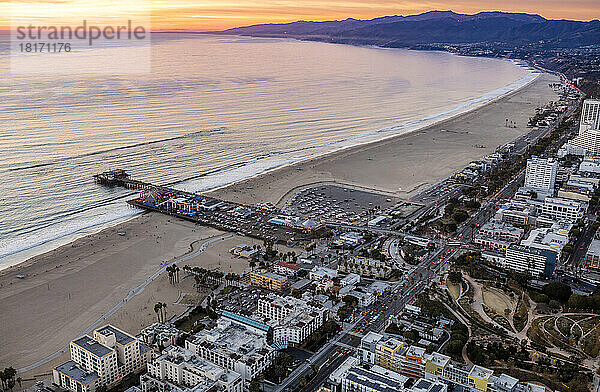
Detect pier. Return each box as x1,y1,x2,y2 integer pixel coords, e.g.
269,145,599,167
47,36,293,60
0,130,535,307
93,170,325,244
93,170,158,191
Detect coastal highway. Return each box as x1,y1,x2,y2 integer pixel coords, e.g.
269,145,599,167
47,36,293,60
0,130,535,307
17,234,233,373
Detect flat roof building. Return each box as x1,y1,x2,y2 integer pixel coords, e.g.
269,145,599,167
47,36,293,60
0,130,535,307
249,271,289,291
185,319,276,381
504,244,557,277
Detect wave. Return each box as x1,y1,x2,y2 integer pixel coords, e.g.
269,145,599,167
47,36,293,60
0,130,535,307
0,60,537,271
7,128,225,172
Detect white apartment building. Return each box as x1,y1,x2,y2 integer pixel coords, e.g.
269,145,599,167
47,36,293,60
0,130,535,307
540,197,585,222
504,244,558,277
358,332,383,365
309,266,338,281
580,99,600,131
185,319,276,381
562,100,600,156
569,128,600,156
255,294,327,345
54,325,151,392
141,346,243,392
524,156,558,192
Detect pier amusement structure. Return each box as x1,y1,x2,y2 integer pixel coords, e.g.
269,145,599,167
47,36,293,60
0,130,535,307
93,170,324,243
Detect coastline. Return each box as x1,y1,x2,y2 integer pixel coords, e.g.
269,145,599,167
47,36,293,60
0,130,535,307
203,69,540,201
206,71,557,206
0,71,559,377
0,55,536,272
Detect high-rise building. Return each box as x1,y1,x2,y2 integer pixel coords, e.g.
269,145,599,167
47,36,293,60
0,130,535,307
565,99,600,156
580,99,600,132
569,128,600,156
559,99,600,156
524,156,558,192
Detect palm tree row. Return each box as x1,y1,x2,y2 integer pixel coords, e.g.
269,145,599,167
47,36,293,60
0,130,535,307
166,264,181,285
182,265,241,291
0,367,20,392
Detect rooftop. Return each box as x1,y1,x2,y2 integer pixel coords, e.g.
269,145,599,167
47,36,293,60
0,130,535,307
406,345,426,358
96,325,135,346
72,336,113,358
345,366,407,392
469,365,494,380
55,361,100,386
188,320,274,364
427,352,450,368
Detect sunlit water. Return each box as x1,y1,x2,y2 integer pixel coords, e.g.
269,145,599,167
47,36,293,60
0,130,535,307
0,33,533,270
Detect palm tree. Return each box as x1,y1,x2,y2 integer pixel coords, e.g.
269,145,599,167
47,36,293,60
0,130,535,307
154,303,163,322
162,302,168,322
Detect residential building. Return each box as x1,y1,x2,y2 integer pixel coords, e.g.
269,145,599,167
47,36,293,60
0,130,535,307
503,244,558,277
580,99,600,131
53,362,100,392
524,156,558,192
540,197,585,222
255,294,327,346
141,346,243,392
310,266,338,281
424,352,509,392
249,271,289,291
579,158,600,174
274,261,303,276
54,325,151,392
401,346,427,379
339,365,447,392
495,201,535,226
140,323,182,348
185,319,276,381
341,366,408,392
375,338,405,373
340,273,361,287
584,236,600,271
358,332,384,365
520,226,569,258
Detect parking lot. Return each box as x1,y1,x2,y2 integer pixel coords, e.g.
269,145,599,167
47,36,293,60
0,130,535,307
282,184,401,225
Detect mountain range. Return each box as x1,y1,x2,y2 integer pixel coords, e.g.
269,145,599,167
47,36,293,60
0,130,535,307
220,11,600,49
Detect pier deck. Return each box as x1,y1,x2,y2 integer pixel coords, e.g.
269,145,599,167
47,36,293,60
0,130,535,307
94,170,324,244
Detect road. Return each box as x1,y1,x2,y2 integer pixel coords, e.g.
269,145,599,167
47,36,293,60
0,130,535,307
276,239,454,392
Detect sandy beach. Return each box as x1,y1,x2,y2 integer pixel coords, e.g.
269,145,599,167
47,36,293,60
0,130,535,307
208,73,559,206
0,72,559,384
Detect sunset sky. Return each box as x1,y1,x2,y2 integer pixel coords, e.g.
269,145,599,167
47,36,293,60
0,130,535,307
1,0,598,31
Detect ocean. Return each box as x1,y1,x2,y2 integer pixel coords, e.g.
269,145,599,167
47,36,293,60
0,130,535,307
0,33,534,270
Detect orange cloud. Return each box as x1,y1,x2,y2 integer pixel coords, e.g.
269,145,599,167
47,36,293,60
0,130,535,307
0,0,597,31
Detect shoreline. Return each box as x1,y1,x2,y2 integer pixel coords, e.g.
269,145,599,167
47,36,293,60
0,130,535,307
207,72,558,207
0,60,537,273
204,70,540,200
